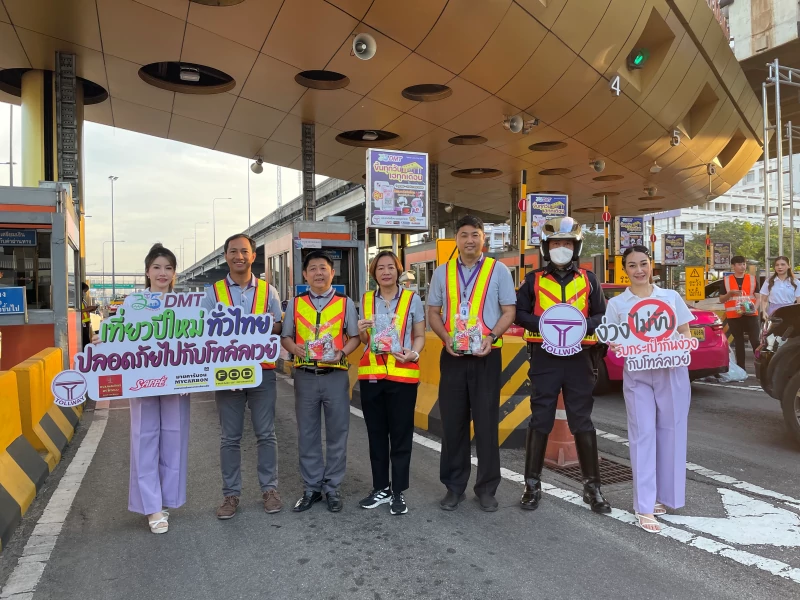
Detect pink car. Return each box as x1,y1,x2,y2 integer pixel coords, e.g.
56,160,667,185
595,284,729,394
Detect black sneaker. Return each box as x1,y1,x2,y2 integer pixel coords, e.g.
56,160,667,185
359,487,391,509
390,492,408,515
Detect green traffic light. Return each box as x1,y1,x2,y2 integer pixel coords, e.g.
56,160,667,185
627,48,650,71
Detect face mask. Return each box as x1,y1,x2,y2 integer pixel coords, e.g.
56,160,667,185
549,246,574,266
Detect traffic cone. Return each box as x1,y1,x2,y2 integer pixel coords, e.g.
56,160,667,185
543,392,578,467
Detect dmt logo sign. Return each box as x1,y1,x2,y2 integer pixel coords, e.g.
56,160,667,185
214,366,256,388
539,304,587,357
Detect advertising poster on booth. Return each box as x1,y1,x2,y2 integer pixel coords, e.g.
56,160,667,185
663,234,686,266
614,216,644,253
366,148,429,231
713,242,732,270
526,194,569,246
594,298,698,371
50,292,281,407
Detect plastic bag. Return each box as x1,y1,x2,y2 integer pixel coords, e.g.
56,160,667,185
452,314,483,355
370,313,401,354
701,347,747,383
305,324,338,362
735,295,757,317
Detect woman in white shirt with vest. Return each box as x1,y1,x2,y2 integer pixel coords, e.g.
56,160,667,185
605,246,693,534
356,251,425,515
760,256,800,316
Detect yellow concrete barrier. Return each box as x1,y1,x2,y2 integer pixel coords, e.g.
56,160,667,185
0,370,49,552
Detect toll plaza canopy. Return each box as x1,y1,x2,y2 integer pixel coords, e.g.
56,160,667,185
0,0,764,219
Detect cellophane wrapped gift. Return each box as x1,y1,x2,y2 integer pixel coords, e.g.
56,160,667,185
305,324,338,362
370,314,401,354
452,315,483,355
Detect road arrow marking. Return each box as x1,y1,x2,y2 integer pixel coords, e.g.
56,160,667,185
662,488,800,547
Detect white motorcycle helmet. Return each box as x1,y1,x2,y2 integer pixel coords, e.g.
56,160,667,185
540,216,583,263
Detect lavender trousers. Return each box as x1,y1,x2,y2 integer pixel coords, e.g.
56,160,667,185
622,366,691,515
128,395,191,515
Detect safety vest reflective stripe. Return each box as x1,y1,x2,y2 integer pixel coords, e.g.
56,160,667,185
524,269,596,345
214,278,275,369
724,274,754,319
443,257,503,348
293,294,349,370
358,289,420,383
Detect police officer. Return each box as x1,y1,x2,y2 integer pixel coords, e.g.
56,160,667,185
514,217,611,513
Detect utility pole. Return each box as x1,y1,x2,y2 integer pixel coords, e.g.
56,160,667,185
277,166,283,208
109,175,119,296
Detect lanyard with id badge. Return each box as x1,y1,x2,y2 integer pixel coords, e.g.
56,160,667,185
452,261,484,355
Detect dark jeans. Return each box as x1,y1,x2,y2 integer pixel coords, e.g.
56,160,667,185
727,315,760,370
438,348,502,496
360,379,418,492
528,345,596,435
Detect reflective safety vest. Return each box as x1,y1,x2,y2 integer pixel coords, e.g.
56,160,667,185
724,274,756,319
443,257,503,348
358,289,420,383
81,300,91,324
293,292,349,370
523,269,597,346
214,278,275,370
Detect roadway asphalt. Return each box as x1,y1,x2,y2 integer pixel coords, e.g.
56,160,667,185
1,373,798,600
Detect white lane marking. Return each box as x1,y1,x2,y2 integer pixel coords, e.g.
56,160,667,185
289,374,800,585
661,488,800,547
0,412,109,599
595,427,800,511
694,381,765,392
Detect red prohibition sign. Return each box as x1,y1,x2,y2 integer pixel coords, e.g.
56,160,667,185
627,298,676,342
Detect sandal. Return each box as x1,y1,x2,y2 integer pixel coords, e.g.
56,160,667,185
148,515,169,534
654,503,667,515
635,513,661,534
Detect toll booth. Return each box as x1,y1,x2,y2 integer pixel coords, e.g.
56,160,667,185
0,183,82,370
262,218,366,304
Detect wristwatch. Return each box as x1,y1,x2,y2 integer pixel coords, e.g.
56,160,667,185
489,333,499,343
410,351,420,363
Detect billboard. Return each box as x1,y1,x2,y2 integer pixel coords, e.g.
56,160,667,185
614,216,645,253
662,234,685,266
526,194,569,246
366,148,429,231
713,242,731,270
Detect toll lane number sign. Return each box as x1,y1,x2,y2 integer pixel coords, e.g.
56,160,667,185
685,267,705,301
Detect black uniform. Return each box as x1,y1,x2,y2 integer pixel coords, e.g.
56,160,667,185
514,264,606,435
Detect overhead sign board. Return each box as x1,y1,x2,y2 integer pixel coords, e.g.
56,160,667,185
663,234,685,266
685,267,705,301
366,148,429,231
527,194,569,246
0,230,37,246
713,242,732,270
614,216,645,253
0,286,27,316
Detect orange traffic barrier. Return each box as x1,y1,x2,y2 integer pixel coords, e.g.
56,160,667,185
543,393,578,467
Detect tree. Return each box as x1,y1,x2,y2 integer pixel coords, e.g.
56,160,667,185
582,231,605,258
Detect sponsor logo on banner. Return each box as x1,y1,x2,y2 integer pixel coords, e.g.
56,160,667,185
214,366,257,387
51,371,88,408
594,298,698,371
175,372,210,389
129,376,168,392
98,374,123,398
539,304,587,357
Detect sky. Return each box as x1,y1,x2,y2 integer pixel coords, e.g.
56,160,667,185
0,101,324,275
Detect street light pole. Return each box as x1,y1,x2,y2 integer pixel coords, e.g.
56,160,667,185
212,198,231,250
194,222,208,264
109,176,119,297
103,240,125,301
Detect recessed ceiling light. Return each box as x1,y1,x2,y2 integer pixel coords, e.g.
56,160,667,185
650,161,662,174
361,131,379,141
179,67,200,82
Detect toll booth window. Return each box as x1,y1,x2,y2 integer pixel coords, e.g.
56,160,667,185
67,243,78,309
0,230,52,309
412,261,435,302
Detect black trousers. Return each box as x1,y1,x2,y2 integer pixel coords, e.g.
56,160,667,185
438,348,501,496
528,345,596,435
727,315,759,370
360,379,418,492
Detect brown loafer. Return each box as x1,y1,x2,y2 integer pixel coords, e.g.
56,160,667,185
263,489,283,514
216,495,240,520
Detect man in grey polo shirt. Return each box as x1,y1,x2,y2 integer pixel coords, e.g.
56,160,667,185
281,251,360,513
202,233,283,520
426,215,517,512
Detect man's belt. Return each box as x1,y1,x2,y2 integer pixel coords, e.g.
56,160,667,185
297,366,335,375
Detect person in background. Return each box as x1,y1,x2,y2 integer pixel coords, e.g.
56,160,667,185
203,233,283,520
356,251,425,515
605,246,693,533
760,256,800,316
281,251,361,513
719,255,760,371
426,215,516,512
94,244,190,534
81,282,98,348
